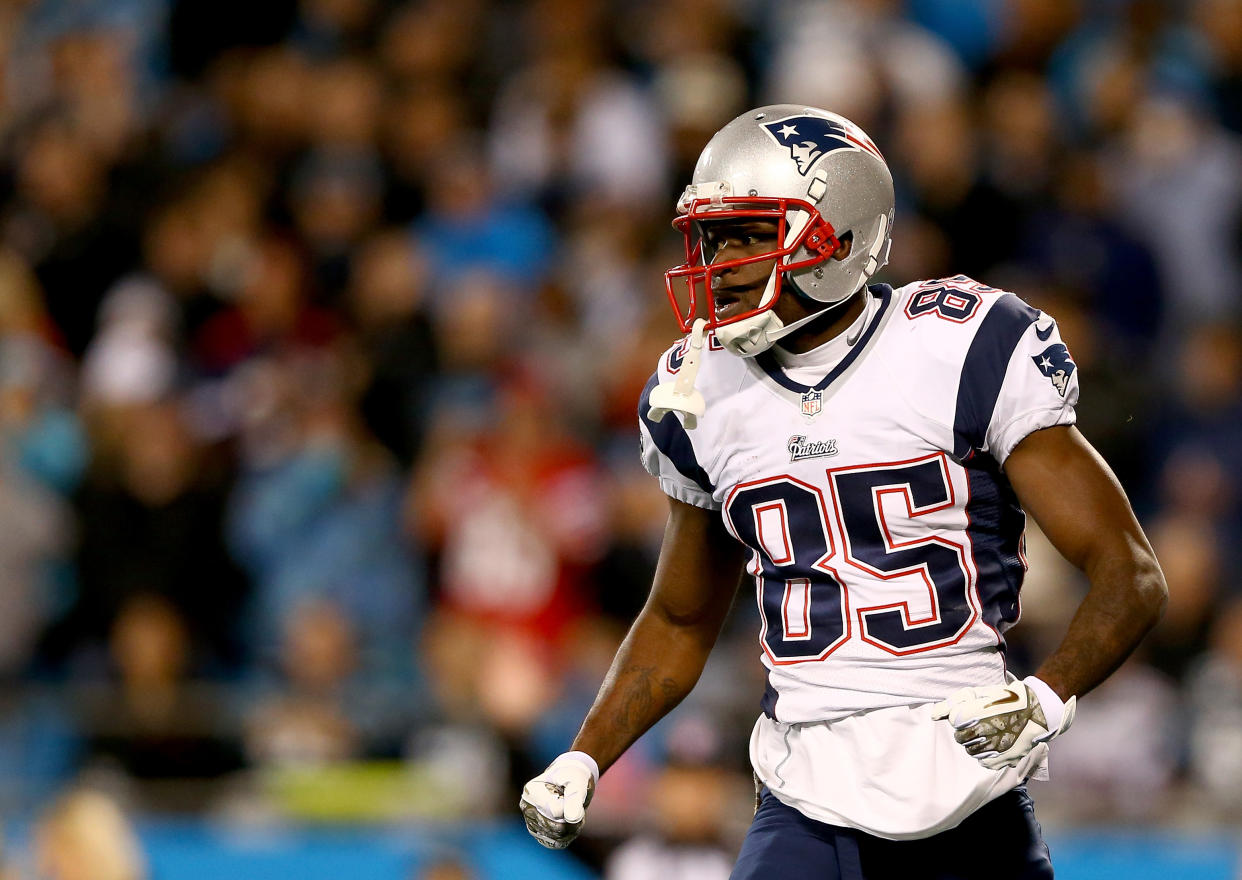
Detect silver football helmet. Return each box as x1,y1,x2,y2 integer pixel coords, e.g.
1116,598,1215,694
664,105,895,357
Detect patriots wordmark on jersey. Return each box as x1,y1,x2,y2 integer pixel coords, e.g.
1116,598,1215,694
639,276,1079,725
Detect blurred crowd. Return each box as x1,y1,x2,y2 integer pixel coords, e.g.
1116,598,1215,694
0,0,1241,875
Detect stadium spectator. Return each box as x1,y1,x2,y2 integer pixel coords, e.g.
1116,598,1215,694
34,788,146,880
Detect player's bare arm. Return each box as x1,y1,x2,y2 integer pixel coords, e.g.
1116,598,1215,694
571,496,746,769
520,496,746,848
934,424,1168,768
1004,424,1168,699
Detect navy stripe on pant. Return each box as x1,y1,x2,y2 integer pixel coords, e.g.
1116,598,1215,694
731,787,1053,880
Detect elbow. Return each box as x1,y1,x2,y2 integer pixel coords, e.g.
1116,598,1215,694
642,599,723,644
1136,551,1169,630
1088,540,1168,633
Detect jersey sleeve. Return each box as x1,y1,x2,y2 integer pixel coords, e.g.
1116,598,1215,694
953,294,1079,466
637,371,720,510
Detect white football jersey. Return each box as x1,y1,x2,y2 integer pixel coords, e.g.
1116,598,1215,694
639,277,1079,725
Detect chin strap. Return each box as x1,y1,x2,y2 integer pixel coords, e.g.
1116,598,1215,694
647,318,708,430
767,287,863,345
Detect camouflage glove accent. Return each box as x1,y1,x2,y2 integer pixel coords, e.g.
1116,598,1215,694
931,676,1076,770
519,752,598,849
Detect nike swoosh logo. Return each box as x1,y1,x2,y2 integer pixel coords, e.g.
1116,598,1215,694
1035,322,1054,342
983,691,1021,709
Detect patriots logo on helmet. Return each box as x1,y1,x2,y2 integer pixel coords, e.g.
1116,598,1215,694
1032,344,1076,397
761,115,883,176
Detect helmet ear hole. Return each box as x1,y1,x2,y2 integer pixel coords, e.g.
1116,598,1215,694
834,231,854,260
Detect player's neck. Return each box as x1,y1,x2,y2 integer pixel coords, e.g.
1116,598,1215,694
776,289,868,355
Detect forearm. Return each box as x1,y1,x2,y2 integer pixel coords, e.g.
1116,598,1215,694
1005,427,1169,703
565,495,744,775
570,606,716,773
1035,537,1167,701
518,504,739,853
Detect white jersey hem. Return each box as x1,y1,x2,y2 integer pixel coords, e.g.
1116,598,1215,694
750,703,1049,841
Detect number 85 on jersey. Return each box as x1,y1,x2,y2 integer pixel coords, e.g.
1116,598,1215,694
724,452,1008,664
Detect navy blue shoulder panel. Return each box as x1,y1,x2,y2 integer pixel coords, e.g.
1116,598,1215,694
952,293,1041,459
639,372,716,494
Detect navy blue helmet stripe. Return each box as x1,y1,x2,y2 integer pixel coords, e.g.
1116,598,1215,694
952,294,1040,459
639,372,715,494
757,284,894,394
963,457,1026,649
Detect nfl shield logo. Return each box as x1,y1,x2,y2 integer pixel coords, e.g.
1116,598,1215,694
801,390,823,417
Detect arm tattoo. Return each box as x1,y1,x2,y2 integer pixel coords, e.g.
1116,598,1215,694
610,665,680,735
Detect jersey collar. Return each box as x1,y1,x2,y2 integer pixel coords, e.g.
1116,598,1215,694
755,284,893,394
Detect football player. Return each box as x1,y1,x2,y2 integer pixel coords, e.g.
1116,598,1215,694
521,105,1167,878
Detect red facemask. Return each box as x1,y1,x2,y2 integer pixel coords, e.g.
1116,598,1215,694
663,196,841,334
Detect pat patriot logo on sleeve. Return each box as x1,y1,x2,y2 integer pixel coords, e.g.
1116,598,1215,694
788,435,838,462
1031,343,1076,397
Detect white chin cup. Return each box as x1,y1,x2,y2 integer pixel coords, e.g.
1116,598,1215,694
715,280,863,358
715,309,785,357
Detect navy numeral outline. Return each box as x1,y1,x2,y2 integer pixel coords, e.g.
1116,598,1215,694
725,456,983,663
828,453,980,655
724,476,851,665
903,276,994,323
904,286,981,323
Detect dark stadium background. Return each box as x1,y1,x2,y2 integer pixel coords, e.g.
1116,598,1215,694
0,0,1239,877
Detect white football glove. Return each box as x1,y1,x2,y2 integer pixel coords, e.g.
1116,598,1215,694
519,751,598,849
931,676,1076,771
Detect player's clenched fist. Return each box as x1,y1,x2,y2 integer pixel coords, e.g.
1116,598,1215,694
932,677,1076,770
519,752,599,849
